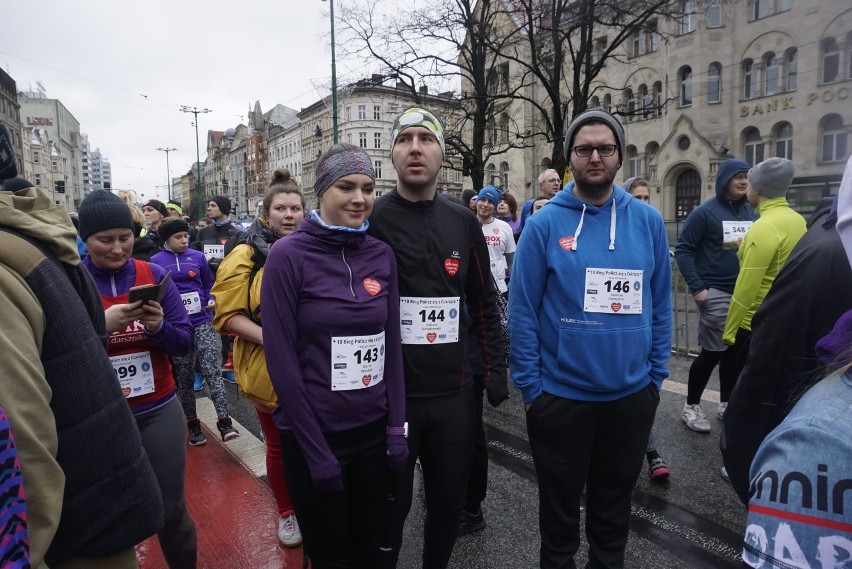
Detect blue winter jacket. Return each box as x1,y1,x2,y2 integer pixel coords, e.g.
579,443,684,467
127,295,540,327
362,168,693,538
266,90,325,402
674,179,756,295
509,183,672,404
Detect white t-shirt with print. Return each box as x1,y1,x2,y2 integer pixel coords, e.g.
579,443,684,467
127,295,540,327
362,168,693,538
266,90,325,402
481,218,516,293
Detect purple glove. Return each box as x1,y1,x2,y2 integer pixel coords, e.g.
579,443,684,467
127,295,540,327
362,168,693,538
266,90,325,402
311,461,343,493
386,434,409,474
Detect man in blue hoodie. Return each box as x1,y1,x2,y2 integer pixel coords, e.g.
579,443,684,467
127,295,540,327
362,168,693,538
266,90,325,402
509,109,672,569
674,159,756,432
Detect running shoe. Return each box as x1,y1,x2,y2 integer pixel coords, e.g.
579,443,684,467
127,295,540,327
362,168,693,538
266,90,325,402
216,417,240,442
717,402,728,421
221,371,236,385
720,466,730,483
188,419,207,446
457,508,486,537
681,403,711,433
193,372,203,392
278,513,302,548
648,457,670,481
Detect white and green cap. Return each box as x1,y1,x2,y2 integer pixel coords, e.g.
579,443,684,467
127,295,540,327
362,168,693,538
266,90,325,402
391,107,445,156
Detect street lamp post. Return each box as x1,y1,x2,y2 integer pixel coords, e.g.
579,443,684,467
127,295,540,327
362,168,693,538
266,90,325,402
321,0,339,143
179,105,212,219
156,147,177,202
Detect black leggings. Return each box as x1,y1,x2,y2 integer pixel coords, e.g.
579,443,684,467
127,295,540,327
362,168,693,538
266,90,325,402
280,419,390,569
380,390,475,569
686,347,738,404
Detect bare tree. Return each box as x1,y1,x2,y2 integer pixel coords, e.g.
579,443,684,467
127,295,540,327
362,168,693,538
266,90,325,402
338,0,532,193
338,0,683,186
491,0,682,176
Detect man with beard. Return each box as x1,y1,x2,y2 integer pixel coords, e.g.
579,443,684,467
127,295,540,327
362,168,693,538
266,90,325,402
368,107,507,569
509,108,672,569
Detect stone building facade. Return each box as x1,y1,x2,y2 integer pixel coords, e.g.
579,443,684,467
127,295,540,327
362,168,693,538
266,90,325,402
481,0,851,222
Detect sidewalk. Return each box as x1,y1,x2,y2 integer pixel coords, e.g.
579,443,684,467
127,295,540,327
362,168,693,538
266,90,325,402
136,402,306,568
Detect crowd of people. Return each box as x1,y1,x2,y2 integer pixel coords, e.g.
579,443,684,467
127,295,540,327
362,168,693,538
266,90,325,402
0,100,849,569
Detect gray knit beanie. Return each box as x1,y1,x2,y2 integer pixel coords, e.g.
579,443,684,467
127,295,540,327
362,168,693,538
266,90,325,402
748,158,795,199
564,108,626,163
78,190,135,240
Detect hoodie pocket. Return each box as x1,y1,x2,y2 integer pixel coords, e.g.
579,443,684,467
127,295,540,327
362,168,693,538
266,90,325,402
555,324,651,393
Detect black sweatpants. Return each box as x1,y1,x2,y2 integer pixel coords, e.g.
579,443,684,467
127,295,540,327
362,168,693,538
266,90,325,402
380,390,475,569
526,384,658,569
280,418,390,569
465,375,488,512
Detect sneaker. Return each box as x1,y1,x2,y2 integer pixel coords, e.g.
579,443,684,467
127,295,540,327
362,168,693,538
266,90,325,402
216,417,240,442
717,402,728,421
648,457,670,481
278,513,302,548
681,403,711,433
457,508,486,537
221,371,236,385
193,372,203,392
720,466,730,483
188,419,207,446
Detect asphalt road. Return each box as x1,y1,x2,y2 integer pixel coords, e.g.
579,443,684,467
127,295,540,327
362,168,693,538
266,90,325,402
207,353,746,568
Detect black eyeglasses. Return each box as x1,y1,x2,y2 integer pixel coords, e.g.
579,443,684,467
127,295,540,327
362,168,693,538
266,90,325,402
572,144,618,158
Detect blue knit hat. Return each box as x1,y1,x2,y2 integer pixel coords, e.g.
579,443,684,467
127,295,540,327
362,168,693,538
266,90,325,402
477,185,501,208
715,159,751,197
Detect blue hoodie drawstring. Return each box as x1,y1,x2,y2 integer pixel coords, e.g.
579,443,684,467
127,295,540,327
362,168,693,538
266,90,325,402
609,199,616,251
571,199,617,251
572,204,586,251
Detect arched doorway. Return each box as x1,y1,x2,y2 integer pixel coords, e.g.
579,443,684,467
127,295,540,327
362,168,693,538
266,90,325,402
675,168,701,219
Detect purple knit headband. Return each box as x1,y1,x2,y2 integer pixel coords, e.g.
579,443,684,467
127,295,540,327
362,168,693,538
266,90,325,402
313,150,377,197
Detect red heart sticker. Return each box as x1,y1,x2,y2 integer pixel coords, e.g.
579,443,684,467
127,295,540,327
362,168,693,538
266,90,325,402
492,227,500,234
611,303,622,312
426,332,437,343
121,387,132,397
444,259,459,276
187,269,197,279
363,278,381,296
559,236,575,250
362,374,372,386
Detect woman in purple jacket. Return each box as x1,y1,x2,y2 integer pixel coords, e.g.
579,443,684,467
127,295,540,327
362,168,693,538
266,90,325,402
151,217,239,446
77,190,197,569
260,144,407,569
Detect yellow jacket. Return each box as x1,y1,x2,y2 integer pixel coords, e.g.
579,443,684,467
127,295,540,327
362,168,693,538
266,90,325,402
723,198,806,344
212,242,277,408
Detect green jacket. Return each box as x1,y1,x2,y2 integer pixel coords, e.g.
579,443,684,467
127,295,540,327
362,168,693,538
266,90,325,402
723,197,806,343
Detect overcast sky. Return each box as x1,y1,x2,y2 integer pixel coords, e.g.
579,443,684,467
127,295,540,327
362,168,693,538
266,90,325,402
4,0,367,203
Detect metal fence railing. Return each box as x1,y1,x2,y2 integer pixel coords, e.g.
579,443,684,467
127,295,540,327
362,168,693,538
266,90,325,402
671,257,700,357
665,219,700,357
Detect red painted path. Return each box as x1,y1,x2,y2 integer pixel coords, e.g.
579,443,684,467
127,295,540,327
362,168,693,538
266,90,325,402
136,424,307,568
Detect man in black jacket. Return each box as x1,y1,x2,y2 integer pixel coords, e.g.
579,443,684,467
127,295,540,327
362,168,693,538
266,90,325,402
193,195,242,275
721,196,852,504
369,107,508,569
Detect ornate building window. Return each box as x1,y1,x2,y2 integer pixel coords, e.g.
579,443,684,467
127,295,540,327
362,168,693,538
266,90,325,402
822,38,840,84
743,127,764,166
785,48,798,91
707,63,722,103
679,67,693,107
773,122,793,160
764,53,779,96
743,59,757,100
820,114,848,163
